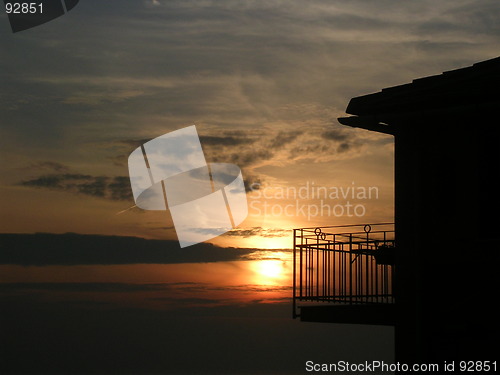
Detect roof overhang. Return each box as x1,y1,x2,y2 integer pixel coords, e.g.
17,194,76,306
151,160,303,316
337,56,500,135
337,116,394,135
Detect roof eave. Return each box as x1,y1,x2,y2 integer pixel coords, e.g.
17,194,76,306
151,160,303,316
338,116,395,136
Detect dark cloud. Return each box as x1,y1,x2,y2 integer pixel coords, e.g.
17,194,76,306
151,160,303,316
224,227,290,238
113,133,260,169
198,130,273,168
337,142,351,153
243,173,263,192
200,126,364,169
321,129,350,142
228,149,274,167
201,148,270,172
288,143,331,159
0,233,258,266
107,176,134,201
74,176,108,197
268,130,303,149
285,126,366,161
199,135,255,146
19,173,133,201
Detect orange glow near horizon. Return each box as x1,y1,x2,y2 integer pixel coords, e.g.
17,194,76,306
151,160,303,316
242,235,292,250
0,257,293,310
209,232,292,250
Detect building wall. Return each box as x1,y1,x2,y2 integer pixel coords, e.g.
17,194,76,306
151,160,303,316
394,106,499,363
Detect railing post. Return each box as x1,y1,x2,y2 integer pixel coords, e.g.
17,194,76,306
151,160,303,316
333,234,336,302
349,233,353,304
293,228,297,318
300,229,303,301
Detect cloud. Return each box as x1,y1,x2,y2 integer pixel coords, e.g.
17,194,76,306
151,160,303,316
268,130,303,149
228,148,274,167
223,227,290,238
27,161,71,173
19,173,133,201
200,126,358,168
321,129,350,142
199,134,256,146
243,173,263,192
0,233,258,266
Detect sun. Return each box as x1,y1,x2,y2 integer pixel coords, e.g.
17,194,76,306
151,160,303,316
257,260,284,278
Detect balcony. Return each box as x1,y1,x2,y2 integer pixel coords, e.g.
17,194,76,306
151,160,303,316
292,223,396,325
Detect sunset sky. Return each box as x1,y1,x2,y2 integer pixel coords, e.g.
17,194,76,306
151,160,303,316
2,0,499,248
1,1,500,373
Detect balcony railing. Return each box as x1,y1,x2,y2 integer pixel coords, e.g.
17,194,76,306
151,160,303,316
293,223,395,318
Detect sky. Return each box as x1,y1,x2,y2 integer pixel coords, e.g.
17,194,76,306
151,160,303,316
1,0,500,374
2,0,499,248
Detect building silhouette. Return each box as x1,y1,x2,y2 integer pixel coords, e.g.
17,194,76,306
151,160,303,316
294,57,500,365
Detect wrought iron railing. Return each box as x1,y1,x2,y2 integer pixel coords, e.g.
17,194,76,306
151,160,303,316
293,223,395,318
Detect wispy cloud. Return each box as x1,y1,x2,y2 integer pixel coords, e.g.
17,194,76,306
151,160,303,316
20,173,133,201
223,227,290,238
